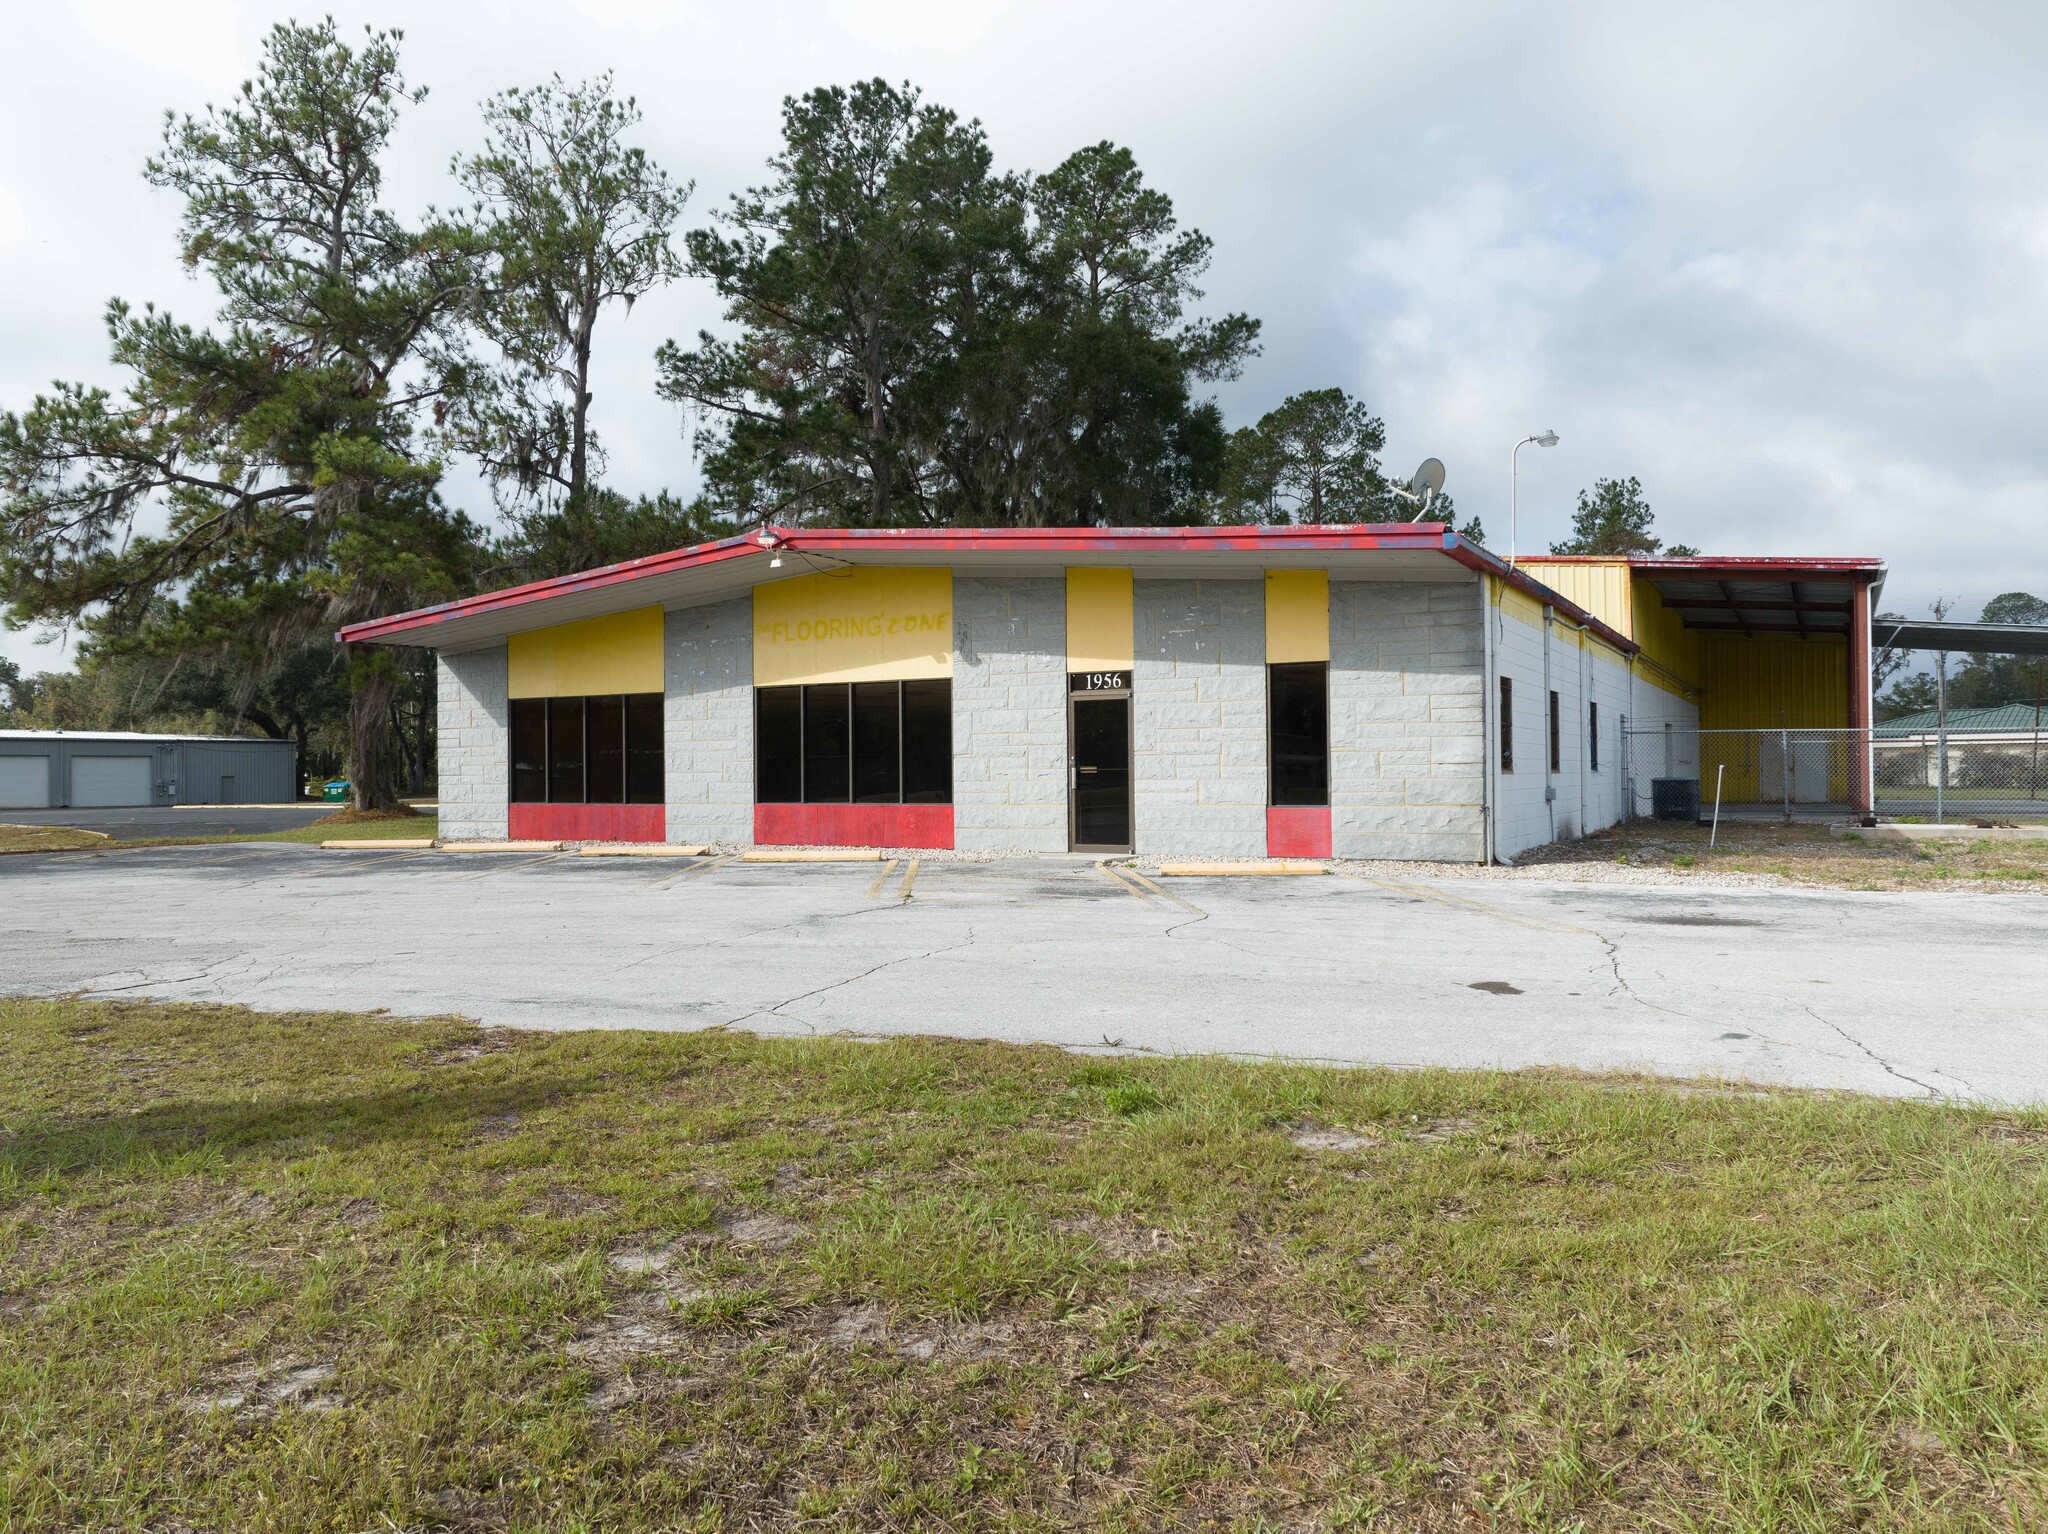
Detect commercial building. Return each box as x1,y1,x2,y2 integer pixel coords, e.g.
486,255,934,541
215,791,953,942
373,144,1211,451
338,526,1885,861
0,730,297,809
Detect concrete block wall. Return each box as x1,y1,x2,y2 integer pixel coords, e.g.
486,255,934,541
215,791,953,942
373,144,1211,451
1330,580,1486,862
1132,578,1267,856
664,597,754,845
1491,598,1555,858
953,576,1070,851
437,646,509,842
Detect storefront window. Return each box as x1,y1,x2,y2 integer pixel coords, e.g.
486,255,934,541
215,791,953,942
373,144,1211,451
508,693,664,805
757,680,953,805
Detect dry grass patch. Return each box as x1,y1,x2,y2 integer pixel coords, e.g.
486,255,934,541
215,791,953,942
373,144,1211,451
0,823,110,854
3,997,2048,1530
1525,818,2048,890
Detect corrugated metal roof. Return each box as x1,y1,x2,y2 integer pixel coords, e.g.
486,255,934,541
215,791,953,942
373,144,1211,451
1874,704,2048,737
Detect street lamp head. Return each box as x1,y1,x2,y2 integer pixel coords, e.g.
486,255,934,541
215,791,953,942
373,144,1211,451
1534,430,1559,448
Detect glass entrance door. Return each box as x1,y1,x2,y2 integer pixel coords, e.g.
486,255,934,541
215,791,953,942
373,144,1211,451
1071,694,1132,851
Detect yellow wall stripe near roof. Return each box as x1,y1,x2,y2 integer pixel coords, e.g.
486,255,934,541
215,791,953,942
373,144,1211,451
1066,567,1133,672
1264,569,1329,663
753,567,953,687
507,606,664,698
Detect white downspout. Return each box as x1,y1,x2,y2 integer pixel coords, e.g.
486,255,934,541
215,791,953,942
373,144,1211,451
1542,603,1555,842
1480,574,1496,865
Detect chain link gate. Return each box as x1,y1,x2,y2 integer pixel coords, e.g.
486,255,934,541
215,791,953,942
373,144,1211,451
1622,726,2048,824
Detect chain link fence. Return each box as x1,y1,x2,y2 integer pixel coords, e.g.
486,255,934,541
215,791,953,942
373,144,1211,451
1622,725,2048,824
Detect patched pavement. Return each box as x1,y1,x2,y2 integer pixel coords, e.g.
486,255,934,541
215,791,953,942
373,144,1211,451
4,842,2042,1104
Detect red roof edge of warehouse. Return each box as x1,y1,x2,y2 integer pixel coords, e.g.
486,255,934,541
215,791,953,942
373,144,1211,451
335,523,1654,656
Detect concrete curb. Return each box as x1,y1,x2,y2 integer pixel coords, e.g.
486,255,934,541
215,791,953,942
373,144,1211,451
579,844,710,858
741,848,883,862
439,840,564,853
1157,860,1328,877
1835,823,2048,844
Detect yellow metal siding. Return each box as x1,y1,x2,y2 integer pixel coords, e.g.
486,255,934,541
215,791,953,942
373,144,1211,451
1526,561,1633,637
1629,579,1700,692
1066,567,1134,671
1264,569,1329,663
506,606,665,698
752,568,953,686
1699,634,1847,729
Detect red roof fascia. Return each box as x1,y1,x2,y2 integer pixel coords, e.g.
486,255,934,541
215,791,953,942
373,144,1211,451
336,522,1637,653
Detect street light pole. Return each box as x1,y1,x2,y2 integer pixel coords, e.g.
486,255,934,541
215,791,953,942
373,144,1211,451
1509,430,1559,570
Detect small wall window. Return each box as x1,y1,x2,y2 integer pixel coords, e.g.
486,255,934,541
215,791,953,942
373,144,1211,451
757,681,953,805
1549,690,1562,774
1268,662,1329,807
1589,701,1600,772
509,693,664,805
1499,677,1514,773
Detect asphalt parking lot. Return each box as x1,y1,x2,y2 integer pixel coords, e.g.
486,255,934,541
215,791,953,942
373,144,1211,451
4,841,2043,1103
3,804,335,837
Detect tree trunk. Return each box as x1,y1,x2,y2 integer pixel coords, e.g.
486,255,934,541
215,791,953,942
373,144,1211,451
346,649,404,812
293,719,309,801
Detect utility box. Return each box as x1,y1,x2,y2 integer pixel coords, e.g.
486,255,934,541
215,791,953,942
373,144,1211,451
1651,777,1701,822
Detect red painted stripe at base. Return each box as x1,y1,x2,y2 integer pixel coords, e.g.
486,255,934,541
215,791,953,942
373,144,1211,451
509,803,665,842
754,803,954,850
1266,806,1332,859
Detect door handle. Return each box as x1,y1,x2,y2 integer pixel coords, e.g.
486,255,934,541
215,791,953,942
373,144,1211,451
1078,766,1098,774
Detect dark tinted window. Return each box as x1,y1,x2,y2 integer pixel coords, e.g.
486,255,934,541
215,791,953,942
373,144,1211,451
1269,663,1329,807
626,694,664,803
852,682,901,803
1589,701,1600,772
802,685,851,803
1500,677,1514,772
510,699,547,803
757,687,803,803
901,679,952,804
755,680,951,805
547,697,585,803
586,694,625,805
1550,689,1561,774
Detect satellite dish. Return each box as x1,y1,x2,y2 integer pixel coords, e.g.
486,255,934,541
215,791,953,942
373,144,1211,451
1407,458,1446,501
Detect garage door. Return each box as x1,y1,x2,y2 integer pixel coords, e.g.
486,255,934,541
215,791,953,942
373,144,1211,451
0,756,51,808
69,755,154,807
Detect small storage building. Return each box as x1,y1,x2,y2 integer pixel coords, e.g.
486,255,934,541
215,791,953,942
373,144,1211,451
0,730,298,809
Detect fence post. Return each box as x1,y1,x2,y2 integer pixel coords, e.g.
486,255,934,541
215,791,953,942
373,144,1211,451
1780,726,1791,822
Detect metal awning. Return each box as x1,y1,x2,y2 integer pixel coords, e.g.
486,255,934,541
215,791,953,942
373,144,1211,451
1873,619,2048,657
1642,573,1860,637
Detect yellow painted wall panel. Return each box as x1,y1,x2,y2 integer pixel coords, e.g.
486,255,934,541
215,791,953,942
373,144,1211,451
1491,575,1544,628
507,606,665,698
1066,567,1134,671
1264,569,1330,663
752,567,953,686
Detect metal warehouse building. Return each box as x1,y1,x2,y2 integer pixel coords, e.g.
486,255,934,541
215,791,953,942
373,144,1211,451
0,730,297,809
339,525,1884,861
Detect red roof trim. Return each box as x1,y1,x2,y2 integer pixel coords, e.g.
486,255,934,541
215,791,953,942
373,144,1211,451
337,523,1638,655
1519,554,1885,575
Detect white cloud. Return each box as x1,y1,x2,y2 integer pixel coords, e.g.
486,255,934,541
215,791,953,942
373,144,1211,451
3,0,2047,679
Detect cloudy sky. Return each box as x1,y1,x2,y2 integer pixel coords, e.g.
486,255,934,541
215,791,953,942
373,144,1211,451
3,0,2044,674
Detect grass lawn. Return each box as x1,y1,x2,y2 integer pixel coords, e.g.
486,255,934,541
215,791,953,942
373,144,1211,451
4,1000,2047,1531
1522,819,2048,891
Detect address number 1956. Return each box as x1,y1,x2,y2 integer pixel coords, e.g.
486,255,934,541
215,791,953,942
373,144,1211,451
1069,671,1129,693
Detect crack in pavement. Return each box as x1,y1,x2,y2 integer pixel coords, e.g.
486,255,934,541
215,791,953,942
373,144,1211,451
723,926,981,1030
1800,1003,1945,1099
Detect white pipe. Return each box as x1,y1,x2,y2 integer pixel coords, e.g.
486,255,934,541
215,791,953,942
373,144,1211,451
1481,574,1496,865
